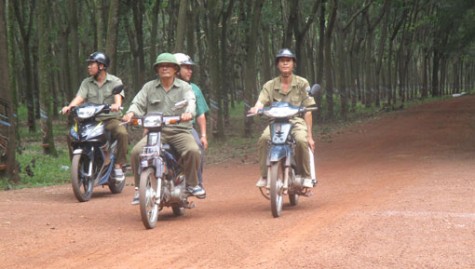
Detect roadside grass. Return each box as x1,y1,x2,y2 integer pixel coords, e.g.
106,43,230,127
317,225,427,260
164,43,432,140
1,91,470,190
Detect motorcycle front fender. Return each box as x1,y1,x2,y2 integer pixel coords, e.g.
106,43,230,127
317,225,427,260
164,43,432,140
73,147,95,161
72,148,83,155
267,145,291,164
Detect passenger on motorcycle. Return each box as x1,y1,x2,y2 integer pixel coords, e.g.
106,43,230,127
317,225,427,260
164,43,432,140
61,51,128,182
248,48,317,190
123,52,205,205
174,53,210,191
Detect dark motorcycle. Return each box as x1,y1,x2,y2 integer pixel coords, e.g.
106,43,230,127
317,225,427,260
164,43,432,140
67,85,126,202
248,84,320,217
133,100,196,229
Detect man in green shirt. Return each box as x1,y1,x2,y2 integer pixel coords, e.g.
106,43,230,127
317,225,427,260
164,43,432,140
62,51,128,182
123,53,204,205
174,53,209,191
248,48,316,190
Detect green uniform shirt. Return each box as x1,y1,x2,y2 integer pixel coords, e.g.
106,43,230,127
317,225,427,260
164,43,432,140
191,83,209,117
127,78,196,129
257,74,315,124
76,73,124,120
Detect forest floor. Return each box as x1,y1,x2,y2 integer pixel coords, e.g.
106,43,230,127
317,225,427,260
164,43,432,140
0,94,474,269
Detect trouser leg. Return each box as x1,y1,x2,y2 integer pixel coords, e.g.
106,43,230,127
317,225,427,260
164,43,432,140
131,136,147,187
105,119,129,165
257,127,270,178
292,123,311,178
191,128,205,186
163,129,200,187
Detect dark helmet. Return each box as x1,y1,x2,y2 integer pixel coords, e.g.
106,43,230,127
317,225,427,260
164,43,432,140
275,48,296,64
86,51,110,68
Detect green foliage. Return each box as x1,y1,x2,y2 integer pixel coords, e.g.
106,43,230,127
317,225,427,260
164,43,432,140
8,145,71,189
0,106,71,190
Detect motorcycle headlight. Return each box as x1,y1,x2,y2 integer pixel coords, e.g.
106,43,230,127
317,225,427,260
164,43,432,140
77,107,96,119
143,115,163,128
263,106,298,118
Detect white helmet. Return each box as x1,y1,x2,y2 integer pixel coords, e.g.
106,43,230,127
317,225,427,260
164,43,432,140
174,53,195,65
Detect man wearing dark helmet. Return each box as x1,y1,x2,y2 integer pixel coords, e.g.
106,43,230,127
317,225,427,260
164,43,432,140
248,48,317,191
61,51,128,182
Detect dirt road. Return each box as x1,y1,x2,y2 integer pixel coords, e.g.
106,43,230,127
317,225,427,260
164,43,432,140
1,95,474,269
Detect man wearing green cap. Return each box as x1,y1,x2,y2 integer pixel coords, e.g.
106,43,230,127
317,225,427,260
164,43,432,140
123,52,205,205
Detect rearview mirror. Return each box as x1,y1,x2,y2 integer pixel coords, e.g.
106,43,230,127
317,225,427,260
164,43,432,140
307,84,321,97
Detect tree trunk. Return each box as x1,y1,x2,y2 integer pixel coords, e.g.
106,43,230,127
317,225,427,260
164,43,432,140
324,0,337,120
37,0,57,156
174,0,188,52
69,0,80,97
243,0,263,138
0,0,20,182
13,1,36,133
204,0,225,139
105,0,120,74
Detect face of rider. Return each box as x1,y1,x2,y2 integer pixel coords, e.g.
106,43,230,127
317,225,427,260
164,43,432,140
156,63,178,80
277,57,295,77
87,61,103,77
178,64,193,82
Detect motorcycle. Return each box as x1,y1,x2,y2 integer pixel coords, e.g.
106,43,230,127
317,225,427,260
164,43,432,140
248,84,320,217
67,85,126,202
132,100,196,229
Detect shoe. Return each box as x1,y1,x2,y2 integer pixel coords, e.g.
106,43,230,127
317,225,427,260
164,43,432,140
187,185,206,197
302,178,315,188
113,168,125,182
131,187,139,205
256,177,267,187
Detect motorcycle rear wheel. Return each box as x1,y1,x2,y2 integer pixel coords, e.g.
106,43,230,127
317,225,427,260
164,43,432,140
172,206,185,216
139,167,160,229
269,161,284,218
71,154,94,202
108,169,126,194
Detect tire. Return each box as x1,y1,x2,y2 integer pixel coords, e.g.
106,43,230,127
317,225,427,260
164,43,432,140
172,206,185,216
269,161,284,218
108,168,126,194
71,154,94,202
139,167,160,229
288,169,299,206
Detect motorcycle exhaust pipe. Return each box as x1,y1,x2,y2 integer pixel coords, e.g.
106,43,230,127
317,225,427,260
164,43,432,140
309,147,316,180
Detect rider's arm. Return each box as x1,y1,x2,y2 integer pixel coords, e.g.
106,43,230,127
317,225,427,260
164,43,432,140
196,114,208,149
304,111,315,151
110,93,123,112
249,101,264,114
62,95,85,114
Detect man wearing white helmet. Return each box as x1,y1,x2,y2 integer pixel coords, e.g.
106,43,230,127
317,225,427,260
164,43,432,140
174,53,209,193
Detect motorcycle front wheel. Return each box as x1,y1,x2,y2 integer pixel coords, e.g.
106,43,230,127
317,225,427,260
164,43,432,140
288,169,299,206
269,161,284,218
71,154,94,202
139,167,160,229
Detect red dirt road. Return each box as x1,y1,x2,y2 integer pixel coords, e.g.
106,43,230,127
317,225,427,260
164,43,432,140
1,95,474,269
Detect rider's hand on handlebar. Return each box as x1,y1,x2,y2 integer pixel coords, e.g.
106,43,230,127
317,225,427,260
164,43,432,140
61,106,71,115
180,112,193,122
122,112,134,123
248,106,259,115
110,103,122,112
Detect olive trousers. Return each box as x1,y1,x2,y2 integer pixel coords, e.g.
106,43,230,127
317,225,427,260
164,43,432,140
130,127,200,188
104,118,128,165
257,121,311,179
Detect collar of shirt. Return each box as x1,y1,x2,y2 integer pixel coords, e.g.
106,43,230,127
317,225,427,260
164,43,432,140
273,75,297,95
